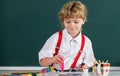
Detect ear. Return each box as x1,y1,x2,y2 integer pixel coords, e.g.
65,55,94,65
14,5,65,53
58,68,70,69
82,21,85,25
82,19,86,25
82,22,85,24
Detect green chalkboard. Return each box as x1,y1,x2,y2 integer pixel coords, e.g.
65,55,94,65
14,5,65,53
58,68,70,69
0,0,120,66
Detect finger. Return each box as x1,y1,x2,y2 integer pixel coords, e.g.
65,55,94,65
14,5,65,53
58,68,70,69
83,64,88,69
57,58,62,64
79,64,84,71
59,55,64,60
79,67,84,71
54,56,61,64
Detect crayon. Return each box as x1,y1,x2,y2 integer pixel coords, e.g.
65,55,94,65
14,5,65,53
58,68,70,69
46,68,50,72
49,66,54,72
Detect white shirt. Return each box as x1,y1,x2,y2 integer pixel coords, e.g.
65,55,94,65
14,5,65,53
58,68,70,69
38,29,94,70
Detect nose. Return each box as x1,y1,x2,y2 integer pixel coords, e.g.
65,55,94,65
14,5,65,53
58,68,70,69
69,22,75,26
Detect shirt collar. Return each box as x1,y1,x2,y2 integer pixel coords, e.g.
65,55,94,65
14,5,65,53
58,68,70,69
63,29,82,43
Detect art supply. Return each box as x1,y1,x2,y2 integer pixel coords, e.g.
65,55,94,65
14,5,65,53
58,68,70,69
94,60,110,76
106,60,109,63
60,57,64,72
11,72,36,76
83,68,88,73
49,66,54,72
0,67,55,76
94,58,98,64
83,69,88,76
98,60,101,64
36,73,41,76
81,63,85,67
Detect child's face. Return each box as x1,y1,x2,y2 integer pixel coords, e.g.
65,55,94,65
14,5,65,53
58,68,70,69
63,18,85,38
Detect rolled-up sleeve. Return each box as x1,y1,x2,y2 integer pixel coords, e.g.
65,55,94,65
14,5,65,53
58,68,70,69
38,33,58,61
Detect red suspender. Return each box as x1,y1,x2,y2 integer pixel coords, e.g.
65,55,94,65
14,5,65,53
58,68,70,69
53,30,62,56
53,31,85,69
70,34,85,69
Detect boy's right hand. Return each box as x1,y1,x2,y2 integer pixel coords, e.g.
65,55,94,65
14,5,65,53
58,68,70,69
53,55,64,65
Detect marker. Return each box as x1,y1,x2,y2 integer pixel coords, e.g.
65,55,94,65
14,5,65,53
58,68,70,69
81,63,85,70
60,57,64,72
81,63,85,67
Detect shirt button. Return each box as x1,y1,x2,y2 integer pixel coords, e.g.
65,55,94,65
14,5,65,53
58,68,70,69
73,40,76,43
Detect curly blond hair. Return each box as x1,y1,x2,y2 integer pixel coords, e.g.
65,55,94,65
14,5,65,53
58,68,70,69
58,1,87,25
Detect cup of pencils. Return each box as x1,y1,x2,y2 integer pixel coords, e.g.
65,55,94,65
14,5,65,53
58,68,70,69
94,60,110,76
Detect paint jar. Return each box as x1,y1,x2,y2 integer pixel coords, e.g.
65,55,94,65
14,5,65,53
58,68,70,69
94,63,110,76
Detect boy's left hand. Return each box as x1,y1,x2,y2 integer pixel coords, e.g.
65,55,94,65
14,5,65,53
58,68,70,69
79,63,88,71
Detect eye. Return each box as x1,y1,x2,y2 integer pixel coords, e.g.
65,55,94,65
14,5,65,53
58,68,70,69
66,21,70,24
74,21,79,24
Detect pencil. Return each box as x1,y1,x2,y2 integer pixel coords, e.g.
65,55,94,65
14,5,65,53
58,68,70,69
94,58,98,64
98,60,101,64
106,60,109,63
